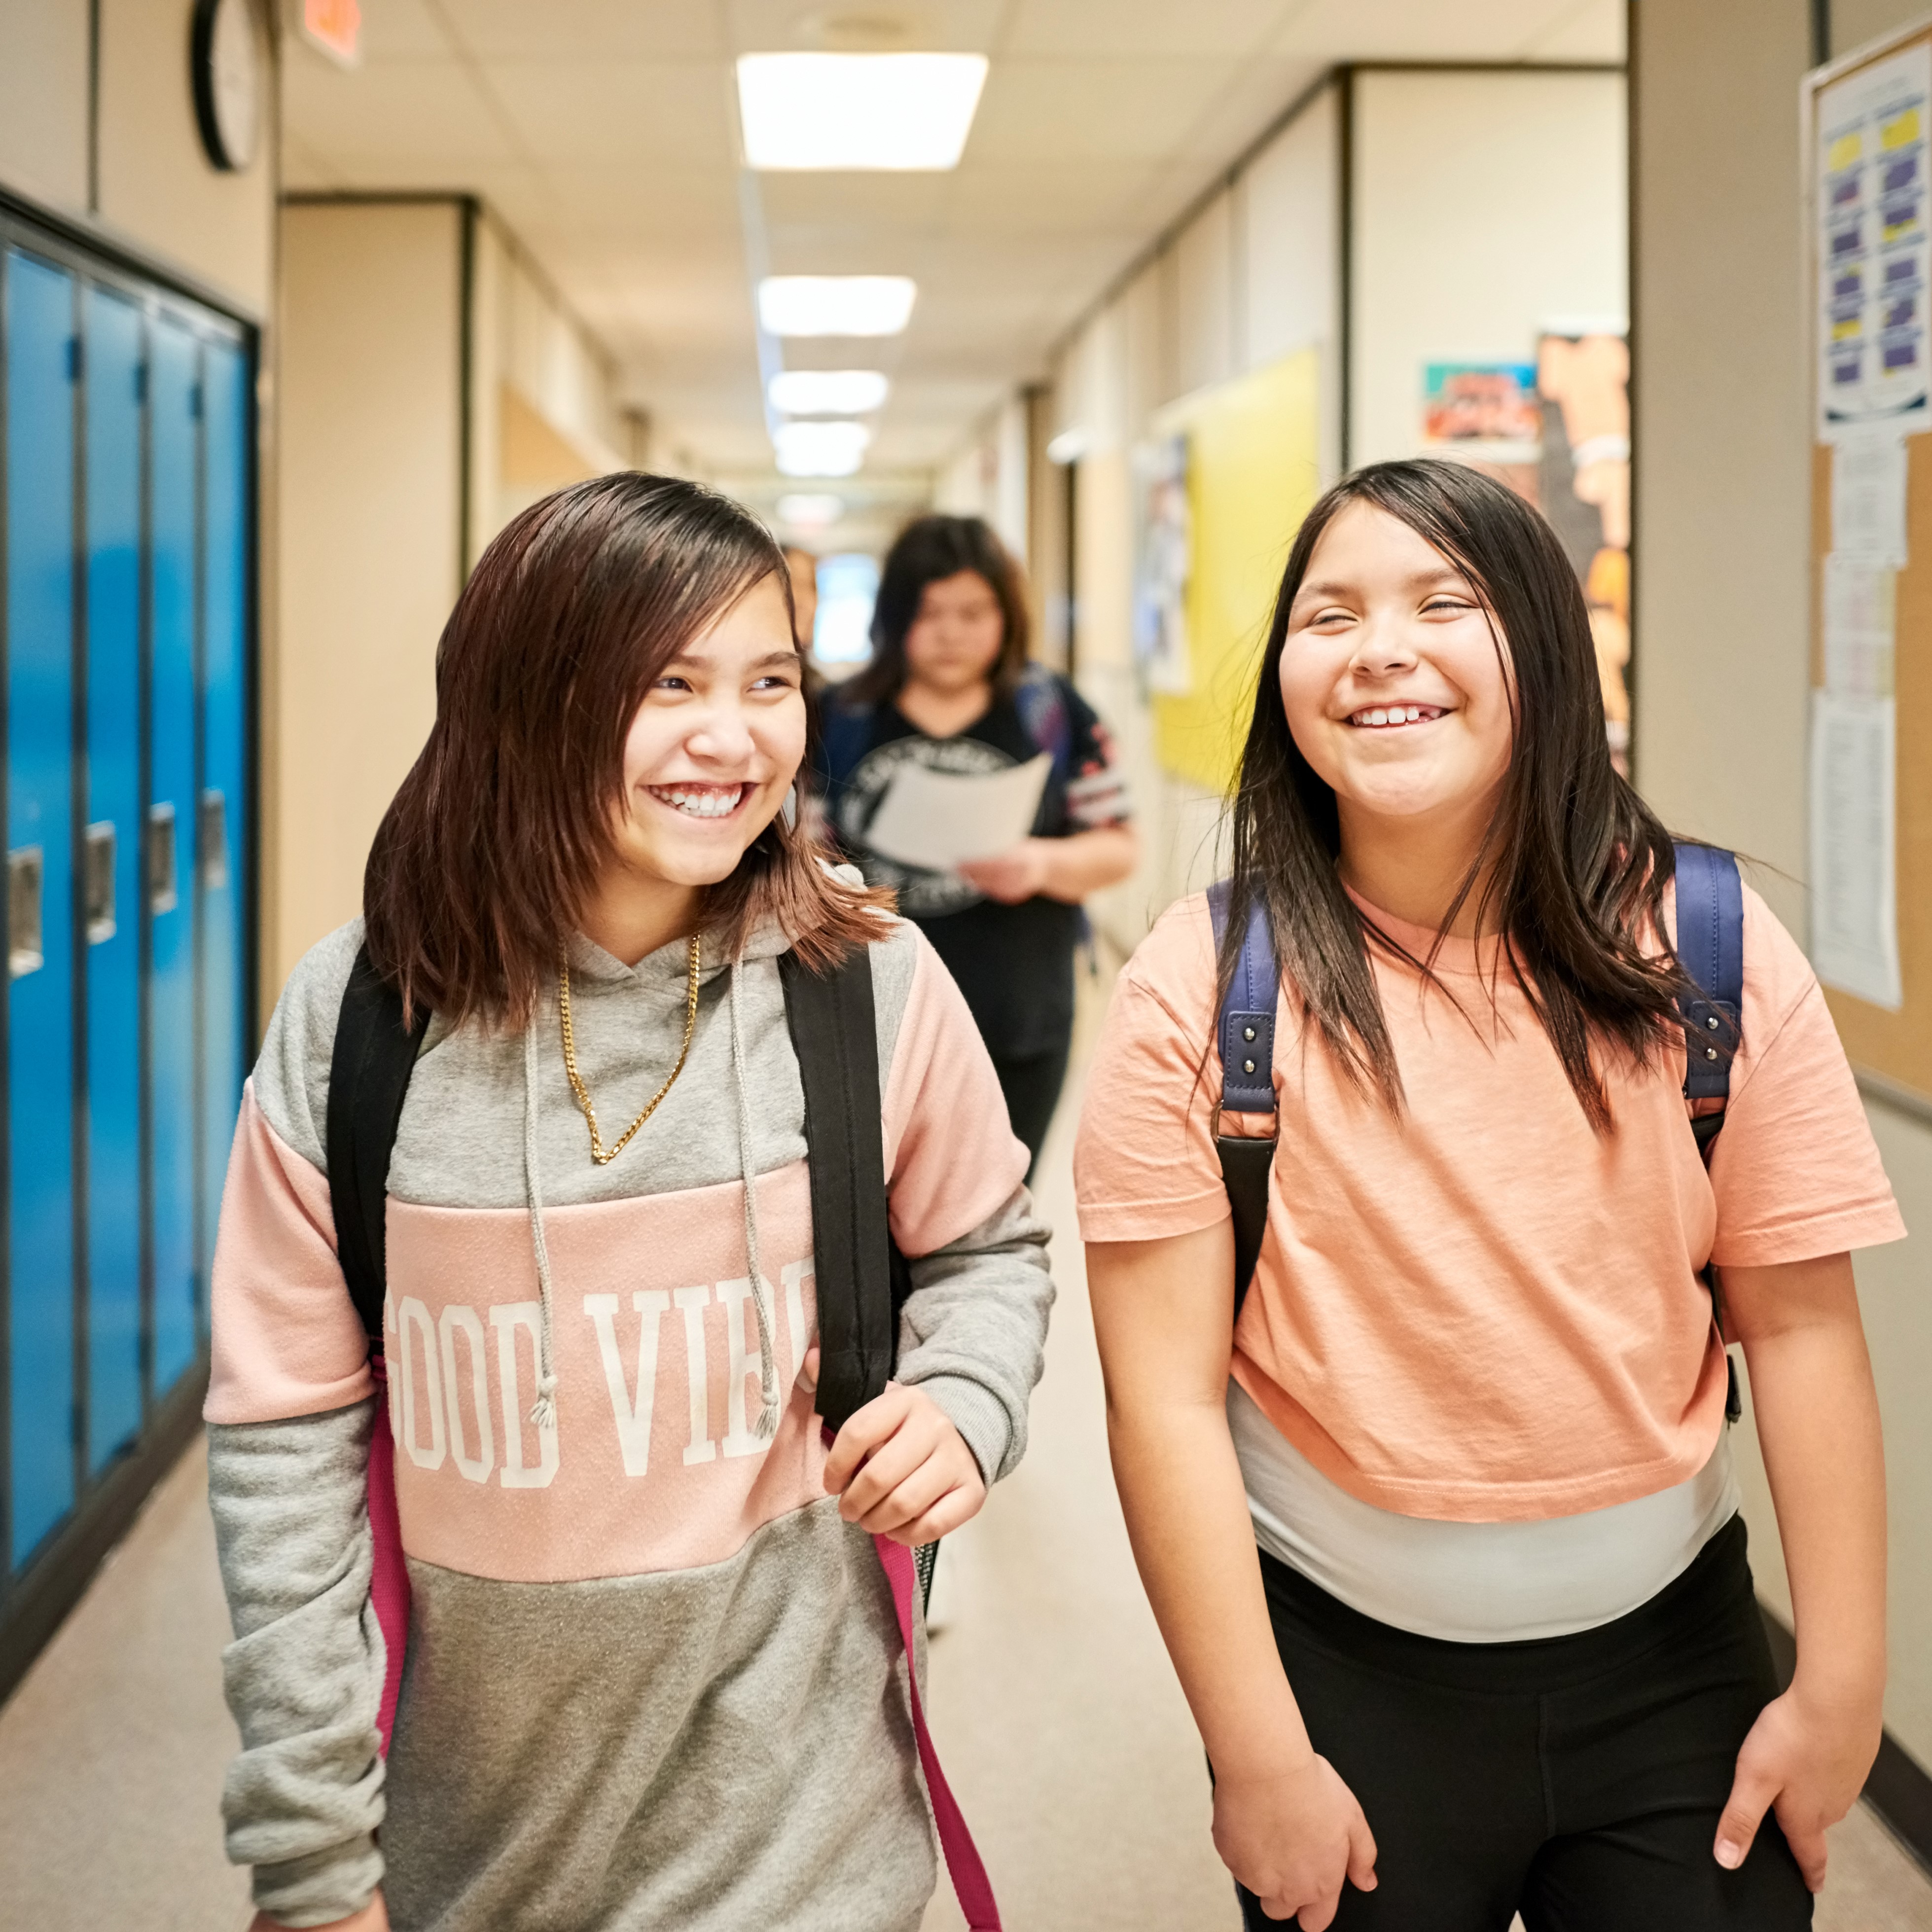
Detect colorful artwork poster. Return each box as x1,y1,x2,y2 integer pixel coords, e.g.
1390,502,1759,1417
1131,434,1192,697
1421,362,1541,455
1537,332,1631,768
1818,41,1932,437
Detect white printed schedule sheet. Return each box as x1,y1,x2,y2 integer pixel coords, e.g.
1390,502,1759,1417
1813,43,1923,1010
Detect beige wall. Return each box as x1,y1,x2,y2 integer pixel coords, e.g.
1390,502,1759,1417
272,195,635,1000
1350,67,1626,466
0,0,278,320
1046,83,1343,950
273,201,465,992
1633,0,1932,1773
97,0,276,314
0,0,90,215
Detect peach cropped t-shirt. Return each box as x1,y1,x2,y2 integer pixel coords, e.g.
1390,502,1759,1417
1075,882,1903,1527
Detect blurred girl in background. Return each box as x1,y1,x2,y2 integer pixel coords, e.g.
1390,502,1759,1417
820,514,1136,1176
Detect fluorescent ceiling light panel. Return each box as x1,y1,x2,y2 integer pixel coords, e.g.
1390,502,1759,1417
738,54,989,171
774,421,871,477
769,369,891,416
776,493,844,529
759,276,916,338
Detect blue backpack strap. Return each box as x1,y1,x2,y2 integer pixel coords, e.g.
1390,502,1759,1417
1672,841,1744,1158
1013,665,1074,787
1671,840,1746,1423
1208,881,1279,1317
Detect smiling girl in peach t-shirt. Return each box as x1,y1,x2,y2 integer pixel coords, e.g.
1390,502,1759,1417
1077,459,1900,1932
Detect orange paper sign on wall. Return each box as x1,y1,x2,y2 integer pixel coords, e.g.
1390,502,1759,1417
302,0,361,66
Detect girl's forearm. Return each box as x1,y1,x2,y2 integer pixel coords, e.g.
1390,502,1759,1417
1738,1303,1887,1703
1039,825,1137,902
1106,1394,1312,1778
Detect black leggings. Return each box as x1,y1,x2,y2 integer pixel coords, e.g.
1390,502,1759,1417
1238,1516,1812,1931
989,1037,1072,1182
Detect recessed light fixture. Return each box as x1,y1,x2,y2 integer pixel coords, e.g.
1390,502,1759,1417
775,421,871,477
769,369,891,416
737,53,989,171
759,276,916,337
777,492,844,529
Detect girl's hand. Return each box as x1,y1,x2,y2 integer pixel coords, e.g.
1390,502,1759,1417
955,839,1051,903
1715,1681,1884,1889
823,1381,987,1545
250,1896,389,1932
1213,1755,1378,1928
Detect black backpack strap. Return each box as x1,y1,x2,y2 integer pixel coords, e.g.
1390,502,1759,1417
326,945,431,1351
779,944,900,1433
1671,841,1746,1423
1208,882,1280,1318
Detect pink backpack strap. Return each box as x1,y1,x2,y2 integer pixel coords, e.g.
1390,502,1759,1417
365,1356,413,1756
873,1535,1002,1931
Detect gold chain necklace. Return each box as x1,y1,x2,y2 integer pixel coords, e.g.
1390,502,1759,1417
559,934,702,1166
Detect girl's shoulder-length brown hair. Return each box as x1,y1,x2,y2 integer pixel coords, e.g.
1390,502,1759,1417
364,471,891,1029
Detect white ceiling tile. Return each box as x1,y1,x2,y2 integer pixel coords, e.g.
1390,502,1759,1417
443,0,729,59
284,58,519,170
1275,0,1582,62
482,60,736,165
1525,0,1625,63
756,170,954,234
1004,0,1299,58
970,59,1247,163
945,160,1158,237
724,0,1006,53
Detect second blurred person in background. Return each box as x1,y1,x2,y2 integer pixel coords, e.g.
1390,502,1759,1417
819,515,1135,1176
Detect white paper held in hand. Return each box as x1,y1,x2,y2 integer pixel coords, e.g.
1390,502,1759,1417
862,752,1052,870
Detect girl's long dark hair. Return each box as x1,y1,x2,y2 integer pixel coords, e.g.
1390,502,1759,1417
843,513,1031,706
364,472,890,1029
1222,458,1694,1132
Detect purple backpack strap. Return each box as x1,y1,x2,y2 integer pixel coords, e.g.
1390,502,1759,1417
875,1534,1002,1929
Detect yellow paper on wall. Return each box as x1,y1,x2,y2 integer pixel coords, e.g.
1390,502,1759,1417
1153,347,1322,793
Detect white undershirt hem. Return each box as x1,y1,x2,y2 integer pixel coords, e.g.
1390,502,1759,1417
1228,1379,1741,1644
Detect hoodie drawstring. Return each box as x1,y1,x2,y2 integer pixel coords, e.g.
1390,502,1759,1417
524,1016,561,1433
730,957,783,1440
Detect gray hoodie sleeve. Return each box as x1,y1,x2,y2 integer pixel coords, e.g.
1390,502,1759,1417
894,1184,1054,1486
208,1400,388,1927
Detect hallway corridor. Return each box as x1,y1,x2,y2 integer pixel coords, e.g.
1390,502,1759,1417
0,970,1926,1930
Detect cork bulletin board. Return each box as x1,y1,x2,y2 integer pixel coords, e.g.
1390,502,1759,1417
1807,19,1932,1104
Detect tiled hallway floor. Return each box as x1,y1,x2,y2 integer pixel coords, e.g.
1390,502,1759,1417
1,985,1928,1929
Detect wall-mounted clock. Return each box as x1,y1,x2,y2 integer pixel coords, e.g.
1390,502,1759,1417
191,0,261,173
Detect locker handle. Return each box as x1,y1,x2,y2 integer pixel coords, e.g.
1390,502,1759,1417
199,789,228,892
85,822,116,944
8,846,44,978
146,802,178,916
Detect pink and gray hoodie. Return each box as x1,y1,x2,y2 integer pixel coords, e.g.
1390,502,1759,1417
204,908,1053,1931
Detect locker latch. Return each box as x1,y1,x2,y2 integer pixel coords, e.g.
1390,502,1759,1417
7,846,44,978
198,790,228,892
145,803,178,916
85,822,117,944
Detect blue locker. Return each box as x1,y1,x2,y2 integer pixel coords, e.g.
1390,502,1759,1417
5,250,78,1568
198,336,248,1306
148,317,198,1397
83,287,144,1471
